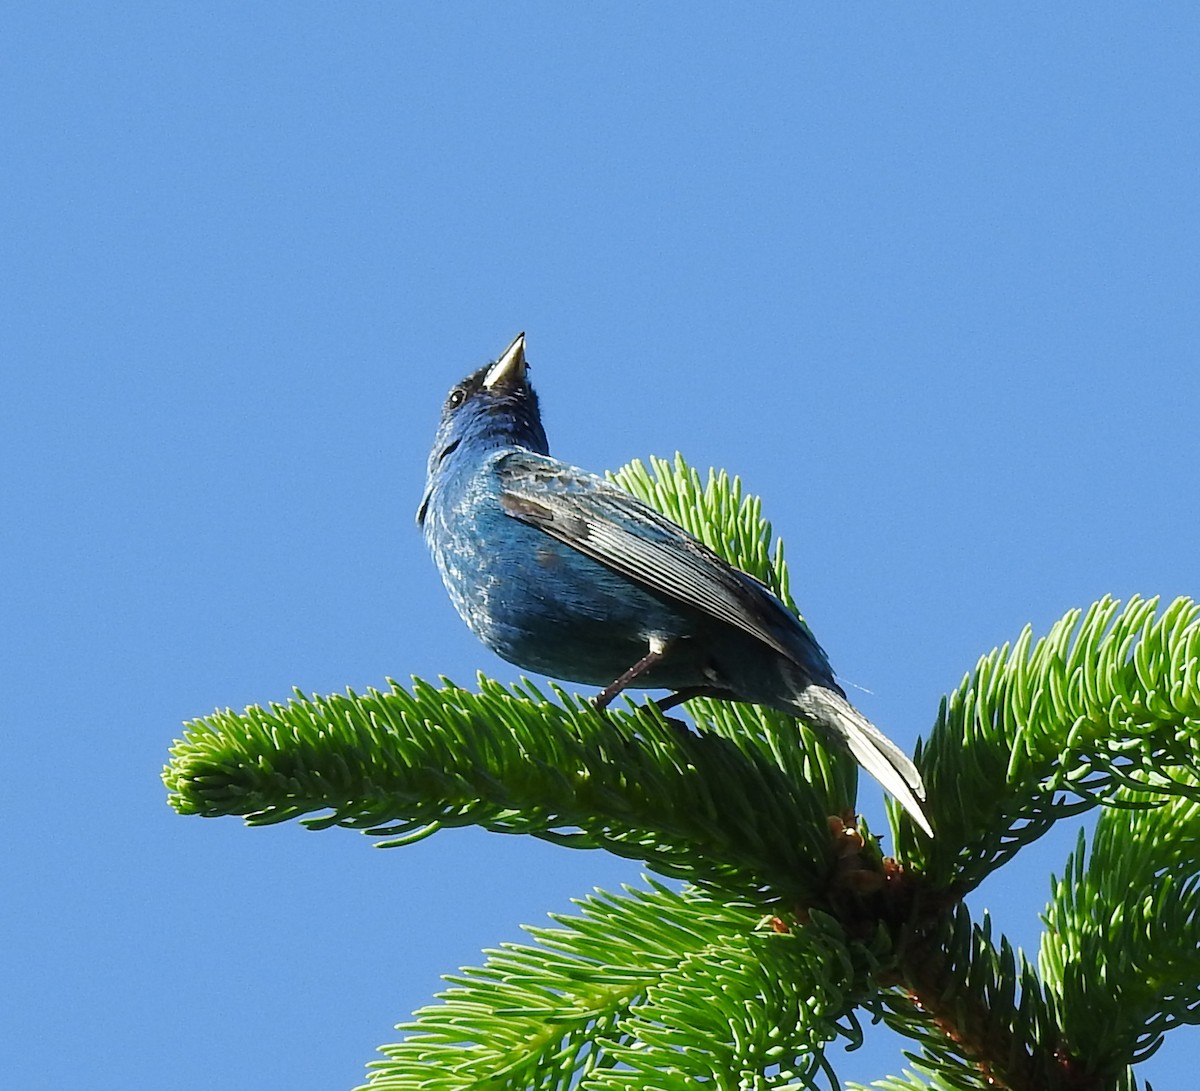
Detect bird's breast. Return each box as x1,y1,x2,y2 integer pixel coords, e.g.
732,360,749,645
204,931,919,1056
423,466,713,688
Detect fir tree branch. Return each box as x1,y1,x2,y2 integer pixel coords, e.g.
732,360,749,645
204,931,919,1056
908,595,1200,890
881,905,1072,1091
163,676,840,901
163,452,1200,1091
362,880,878,1091
1040,771,1200,1078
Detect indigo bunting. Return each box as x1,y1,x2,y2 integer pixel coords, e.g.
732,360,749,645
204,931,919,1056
419,334,932,837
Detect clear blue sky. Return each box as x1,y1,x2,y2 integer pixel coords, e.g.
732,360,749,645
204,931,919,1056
5,5,1197,1089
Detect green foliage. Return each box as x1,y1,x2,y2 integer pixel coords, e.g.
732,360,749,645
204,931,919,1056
164,676,839,901
1041,773,1200,1073
367,880,877,1091
163,453,1200,1091
911,595,1200,886
879,905,1060,1090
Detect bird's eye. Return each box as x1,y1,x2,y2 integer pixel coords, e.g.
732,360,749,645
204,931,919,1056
447,388,466,409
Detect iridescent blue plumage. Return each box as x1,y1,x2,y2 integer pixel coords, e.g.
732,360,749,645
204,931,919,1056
419,334,932,836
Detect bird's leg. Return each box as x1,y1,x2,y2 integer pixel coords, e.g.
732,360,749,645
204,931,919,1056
648,686,727,739
593,636,669,711
655,685,726,713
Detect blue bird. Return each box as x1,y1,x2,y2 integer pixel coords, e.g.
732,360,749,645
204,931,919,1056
418,334,932,837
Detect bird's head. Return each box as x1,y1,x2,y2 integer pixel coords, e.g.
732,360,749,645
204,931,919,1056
420,334,550,522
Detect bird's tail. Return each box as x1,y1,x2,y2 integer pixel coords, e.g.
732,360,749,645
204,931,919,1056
793,685,933,838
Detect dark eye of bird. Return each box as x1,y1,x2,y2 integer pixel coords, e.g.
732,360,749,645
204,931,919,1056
447,388,466,409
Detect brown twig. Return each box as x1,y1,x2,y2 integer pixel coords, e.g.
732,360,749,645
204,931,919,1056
803,815,1106,1091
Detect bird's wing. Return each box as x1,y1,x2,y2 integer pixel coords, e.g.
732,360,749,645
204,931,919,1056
496,451,819,668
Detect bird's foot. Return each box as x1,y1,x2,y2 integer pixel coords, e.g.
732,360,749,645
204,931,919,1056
592,641,669,710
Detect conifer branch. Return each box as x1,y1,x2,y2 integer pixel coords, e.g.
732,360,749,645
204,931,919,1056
363,881,879,1091
911,595,1200,889
163,453,1200,1090
163,676,840,901
1041,772,1200,1075
882,906,1071,1091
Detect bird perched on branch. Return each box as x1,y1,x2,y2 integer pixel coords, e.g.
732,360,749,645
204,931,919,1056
418,333,933,837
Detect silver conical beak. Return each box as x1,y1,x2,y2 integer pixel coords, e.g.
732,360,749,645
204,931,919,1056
483,332,527,391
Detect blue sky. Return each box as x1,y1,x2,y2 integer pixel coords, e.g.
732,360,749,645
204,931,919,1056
5,5,1198,1088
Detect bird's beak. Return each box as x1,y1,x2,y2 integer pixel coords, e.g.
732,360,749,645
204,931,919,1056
483,332,527,391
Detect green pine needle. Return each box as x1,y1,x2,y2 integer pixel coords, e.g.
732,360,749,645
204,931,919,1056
163,451,1200,1091
1041,770,1200,1073
912,595,1200,885
363,880,877,1091
164,674,839,900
